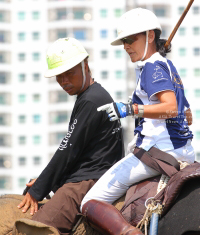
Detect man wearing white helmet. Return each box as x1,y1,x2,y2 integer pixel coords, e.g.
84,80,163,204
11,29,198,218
80,8,195,235
17,37,124,234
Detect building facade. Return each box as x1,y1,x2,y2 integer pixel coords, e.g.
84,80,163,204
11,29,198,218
0,0,199,195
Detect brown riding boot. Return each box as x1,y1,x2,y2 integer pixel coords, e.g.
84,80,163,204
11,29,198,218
82,199,144,235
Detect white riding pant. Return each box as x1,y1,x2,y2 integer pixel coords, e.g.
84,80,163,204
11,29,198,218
80,140,195,212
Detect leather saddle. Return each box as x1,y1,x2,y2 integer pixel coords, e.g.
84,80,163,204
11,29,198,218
120,162,200,227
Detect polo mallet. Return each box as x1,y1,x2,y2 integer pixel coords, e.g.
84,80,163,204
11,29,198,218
164,0,194,50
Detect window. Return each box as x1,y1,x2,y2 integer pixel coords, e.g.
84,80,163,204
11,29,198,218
32,32,40,40
154,8,166,17
194,48,200,56
57,91,68,102
18,32,25,41
115,50,122,58
0,115,5,125
18,53,25,61
0,12,4,22
195,89,200,97
0,157,4,167
0,72,6,84
161,28,167,38
178,7,184,14
196,110,200,119
101,71,108,79
55,113,68,123
194,68,200,77
18,73,26,82
33,114,41,123
115,71,123,79
18,115,26,123
179,48,186,56
33,94,40,102
0,94,5,104
32,11,40,20
74,10,84,19
56,132,66,144
18,94,26,103
100,30,108,38
0,53,5,63
196,131,200,140
179,27,186,36
0,136,5,146
33,73,40,81
196,152,200,161
19,178,26,188
33,156,41,165
116,91,123,99
0,31,5,42
18,157,26,166
193,6,200,14
19,136,26,145
179,68,187,77
18,12,25,20
184,89,188,97
57,29,67,39
0,157,10,168
100,9,107,18
0,177,8,189
114,29,117,37
193,27,200,35
32,52,40,61
74,30,86,40
114,9,122,17
33,135,41,144
101,50,108,59
57,9,66,20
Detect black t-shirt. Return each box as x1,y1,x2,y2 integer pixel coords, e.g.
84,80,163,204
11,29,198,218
29,82,124,201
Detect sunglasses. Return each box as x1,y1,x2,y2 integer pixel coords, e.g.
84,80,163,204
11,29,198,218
121,37,135,45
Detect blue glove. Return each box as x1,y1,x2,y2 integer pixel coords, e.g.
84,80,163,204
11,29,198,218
97,102,133,121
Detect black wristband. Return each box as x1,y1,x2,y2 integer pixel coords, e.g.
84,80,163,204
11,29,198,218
126,103,134,116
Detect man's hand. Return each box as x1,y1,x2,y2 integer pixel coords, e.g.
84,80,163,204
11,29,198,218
97,102,133,121
17,179,38,215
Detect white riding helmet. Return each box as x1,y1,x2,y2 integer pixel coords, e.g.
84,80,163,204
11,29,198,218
45,37,89,78
45,37,89,91
111,8,162,46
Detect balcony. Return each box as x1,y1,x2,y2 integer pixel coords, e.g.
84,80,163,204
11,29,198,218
0,134,11,147
48,28,93,42
0,51,11,64
0,176,11,190
49,132,66,145
49,90,68,103
0,72,11,84
0,31,11,43
49,111,69,125
0,155,11,168
0,10,11,23
48,7,92,22
0,113,11,126
0,92,11,105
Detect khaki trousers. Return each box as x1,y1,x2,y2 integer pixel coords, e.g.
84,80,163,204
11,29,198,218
32,179,96,235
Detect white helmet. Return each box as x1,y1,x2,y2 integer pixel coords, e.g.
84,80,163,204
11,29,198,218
111,8,162,46
45,37,89,78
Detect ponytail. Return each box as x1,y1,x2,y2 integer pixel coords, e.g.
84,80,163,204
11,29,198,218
154,29,171,57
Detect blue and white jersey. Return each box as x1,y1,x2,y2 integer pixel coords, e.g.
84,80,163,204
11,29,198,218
133,52,193,151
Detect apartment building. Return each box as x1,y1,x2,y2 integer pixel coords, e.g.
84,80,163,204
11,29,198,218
0,0,199,195
0,0,128,194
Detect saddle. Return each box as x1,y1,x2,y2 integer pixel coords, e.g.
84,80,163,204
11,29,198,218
120,161,200,227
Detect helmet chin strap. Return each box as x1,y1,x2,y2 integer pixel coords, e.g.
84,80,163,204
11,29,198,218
141,30,149,61
80,60,86,92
